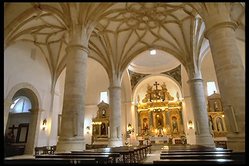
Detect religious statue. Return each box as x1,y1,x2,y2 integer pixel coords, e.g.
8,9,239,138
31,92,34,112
157,122,163,137
216,117,224,132
209,116,214,136
102,109,106,117
101,123,106,135
172,117,178,134
142,118,149,135
214,101,219,112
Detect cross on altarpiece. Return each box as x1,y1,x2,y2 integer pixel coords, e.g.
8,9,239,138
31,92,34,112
153,81,160,90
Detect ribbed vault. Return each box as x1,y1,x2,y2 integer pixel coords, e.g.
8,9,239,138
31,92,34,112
4,2,245,83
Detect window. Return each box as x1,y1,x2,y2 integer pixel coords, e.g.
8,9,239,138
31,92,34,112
100,91,108,103
207,81,217,96
10,96,31,113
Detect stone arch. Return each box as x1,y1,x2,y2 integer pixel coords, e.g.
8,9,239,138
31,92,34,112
5,82,42,155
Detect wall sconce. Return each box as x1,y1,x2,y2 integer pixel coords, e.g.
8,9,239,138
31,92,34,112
42,119,47,131
86,126,90,134
188,120,194,129
127,123,134,134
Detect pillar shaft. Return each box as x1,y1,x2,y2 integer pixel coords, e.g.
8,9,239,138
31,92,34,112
108,86,123,147
188,78,215,147
56,26,89,152
206,24,245,152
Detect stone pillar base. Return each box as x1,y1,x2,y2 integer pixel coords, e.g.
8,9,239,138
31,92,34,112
226,136,245,152
196,134,215,148
108,138,123,147
56,136,85,152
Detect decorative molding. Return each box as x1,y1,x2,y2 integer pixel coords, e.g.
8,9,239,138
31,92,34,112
205,21,238,38
128,70,149,91
161,65,182,87
128,65,182,91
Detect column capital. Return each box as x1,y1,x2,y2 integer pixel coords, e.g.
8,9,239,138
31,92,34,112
66,44,89,54
108,86,121,90
205,21,238,38
187,78,203,84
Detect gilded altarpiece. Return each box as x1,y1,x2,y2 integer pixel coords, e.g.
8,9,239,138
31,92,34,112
92,101,109,145
207,91,227,148
137,82,185,141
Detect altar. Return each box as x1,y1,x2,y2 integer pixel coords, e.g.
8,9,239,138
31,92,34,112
150,136,169,144
136,81,186,141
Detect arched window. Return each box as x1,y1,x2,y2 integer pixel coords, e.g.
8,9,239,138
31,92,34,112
10,96,31,113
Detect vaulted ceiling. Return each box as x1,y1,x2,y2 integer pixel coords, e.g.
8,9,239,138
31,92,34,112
4,2,245,85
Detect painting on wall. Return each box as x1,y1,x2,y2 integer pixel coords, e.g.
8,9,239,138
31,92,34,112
16,123,29,143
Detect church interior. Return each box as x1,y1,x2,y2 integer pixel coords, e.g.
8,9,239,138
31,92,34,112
4,2,245,164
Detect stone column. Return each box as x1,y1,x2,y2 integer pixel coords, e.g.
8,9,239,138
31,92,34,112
188,78,215,147
108,85,123,147
56,25,89,152
204,9,245,152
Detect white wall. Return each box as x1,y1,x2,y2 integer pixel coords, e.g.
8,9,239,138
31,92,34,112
47,69,66,146
4,41,52,147
201,49,220,97
84,58,110,145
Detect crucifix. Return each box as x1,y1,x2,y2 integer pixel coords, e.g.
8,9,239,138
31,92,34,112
154,81,160,99
153,81,159,90
8,124,18,142
8,124,18,133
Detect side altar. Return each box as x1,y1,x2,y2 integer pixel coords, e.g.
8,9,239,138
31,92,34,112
136,81,186,144
91,101,109,146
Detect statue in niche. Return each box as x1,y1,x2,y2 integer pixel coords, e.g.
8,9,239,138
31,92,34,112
216,117,224,132
101,123,106,135
208,116,214,136
142,118,149,135
102,109,106,117
156,114,164,136
214,101,220,112
172,116,178,134
156,114,163,128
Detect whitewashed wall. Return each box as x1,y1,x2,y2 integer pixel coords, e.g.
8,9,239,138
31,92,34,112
4,41,52,147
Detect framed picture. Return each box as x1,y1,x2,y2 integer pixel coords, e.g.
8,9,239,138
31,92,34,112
16,123,29,143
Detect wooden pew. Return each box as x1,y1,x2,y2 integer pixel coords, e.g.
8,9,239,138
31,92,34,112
35,153,111,164
4,158,96,164
154,158,234,164
87,147,135,163
160,154,232,160
69,151,120,163
156,145,236,164
230,152,245,164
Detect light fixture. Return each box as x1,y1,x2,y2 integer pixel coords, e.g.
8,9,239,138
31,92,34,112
188,120,194,129
42,119,47,131
86,126,90,134
127,123,134,134
150,49,156,55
